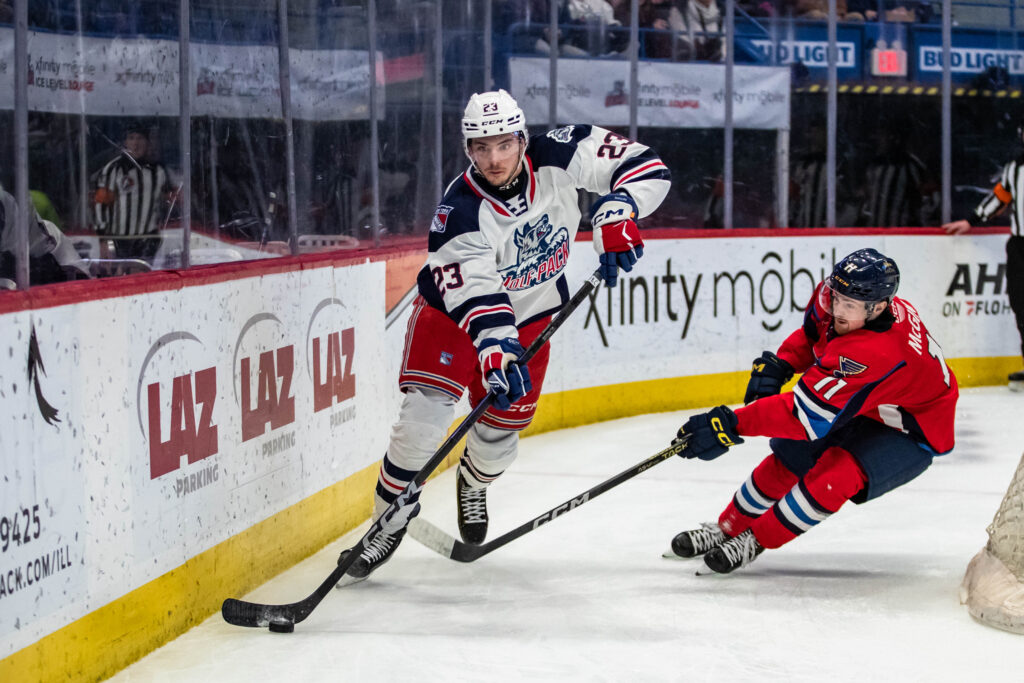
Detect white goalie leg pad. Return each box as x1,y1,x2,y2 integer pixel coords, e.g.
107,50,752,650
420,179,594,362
461,423,519,488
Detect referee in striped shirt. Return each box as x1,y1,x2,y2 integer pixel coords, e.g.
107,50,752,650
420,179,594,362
943,140,1024,389
92,122,171,263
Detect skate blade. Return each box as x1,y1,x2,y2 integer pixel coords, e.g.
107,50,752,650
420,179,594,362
334,573,369,589
662,548,692,560
1009,381,1023,393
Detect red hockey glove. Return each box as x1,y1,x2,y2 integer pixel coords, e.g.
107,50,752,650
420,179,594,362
478,337,532,411
591,192,643,288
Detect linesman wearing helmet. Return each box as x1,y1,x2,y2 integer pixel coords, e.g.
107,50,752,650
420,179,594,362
942,123,1024,390
337,89,670,583
666,248,958,574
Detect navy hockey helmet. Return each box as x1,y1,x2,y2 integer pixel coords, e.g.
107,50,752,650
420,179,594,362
829,248,900,303
819,248,900,322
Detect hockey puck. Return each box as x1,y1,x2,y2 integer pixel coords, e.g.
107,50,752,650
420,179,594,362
268,620,295,633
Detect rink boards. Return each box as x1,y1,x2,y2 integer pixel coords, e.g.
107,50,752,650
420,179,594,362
0,229,1017,681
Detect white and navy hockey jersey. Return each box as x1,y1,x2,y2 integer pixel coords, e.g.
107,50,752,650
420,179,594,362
417,124,670,348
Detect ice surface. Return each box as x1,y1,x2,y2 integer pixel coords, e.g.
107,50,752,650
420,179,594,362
111,387,1023,682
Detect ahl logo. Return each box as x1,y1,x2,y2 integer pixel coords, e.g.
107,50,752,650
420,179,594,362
499,215,570,291
431,205,453,233
139,332,219,480
835,356,868,377
547,125,575,143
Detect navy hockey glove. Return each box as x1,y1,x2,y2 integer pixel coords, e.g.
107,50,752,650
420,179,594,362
675,406,744,461
591,191,643,288
478,337,532,411
743,351,794,405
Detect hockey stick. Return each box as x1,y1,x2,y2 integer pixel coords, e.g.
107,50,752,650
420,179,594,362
221,268,603,631
408,435,692,562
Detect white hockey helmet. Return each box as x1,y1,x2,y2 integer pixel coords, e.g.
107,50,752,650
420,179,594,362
462,89,528,149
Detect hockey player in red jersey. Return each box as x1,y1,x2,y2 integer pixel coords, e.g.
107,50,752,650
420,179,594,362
338,89,670,582
668,248,959,574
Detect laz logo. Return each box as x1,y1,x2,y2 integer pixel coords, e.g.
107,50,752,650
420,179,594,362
147,368,219,479
241,346,296,441
313,328,356,412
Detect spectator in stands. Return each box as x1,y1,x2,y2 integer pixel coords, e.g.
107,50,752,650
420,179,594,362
625,0,676,59
563,0,626,55
0,0,13,24
91,121,174,263
1,186,90,289
790,120,830,228
844,0,876,20
855,117,938,228
663,0,726,63
790,0,851,21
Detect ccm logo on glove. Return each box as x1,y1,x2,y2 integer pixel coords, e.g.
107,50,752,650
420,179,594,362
590,191,644,288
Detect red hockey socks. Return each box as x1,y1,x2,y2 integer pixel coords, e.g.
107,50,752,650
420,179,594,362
718,454,799,537
751,446,868,549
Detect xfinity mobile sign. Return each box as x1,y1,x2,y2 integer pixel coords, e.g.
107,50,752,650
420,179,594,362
510,57,790,130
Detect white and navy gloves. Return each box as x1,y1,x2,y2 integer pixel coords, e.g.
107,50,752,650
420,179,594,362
591,191,644,288
478,337,532,410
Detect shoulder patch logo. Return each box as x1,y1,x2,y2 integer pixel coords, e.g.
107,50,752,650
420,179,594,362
547,125,575,143
835,356,868,377
430,205,453,233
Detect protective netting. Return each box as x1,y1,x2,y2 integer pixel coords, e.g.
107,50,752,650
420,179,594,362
960,453,1024,635
988,453,1024,580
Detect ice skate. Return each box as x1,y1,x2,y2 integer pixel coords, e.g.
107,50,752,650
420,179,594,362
664,522,727,559
1009,370,1024,393
701,529,764,574
457,472,489,545
336,500,420,587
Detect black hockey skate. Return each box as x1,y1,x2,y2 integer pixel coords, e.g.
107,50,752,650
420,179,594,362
670,522,727,558
336,526,409,585
702,529,764,574
1009,370,1024,393
336,500,420,586
457,473,489,545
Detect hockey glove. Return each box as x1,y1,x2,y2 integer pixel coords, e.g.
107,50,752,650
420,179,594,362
743,351,794,405
478,337,532,411
675,406,744,461
591,191,644,288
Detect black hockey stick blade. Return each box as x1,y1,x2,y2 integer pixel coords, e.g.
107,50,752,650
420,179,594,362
222,564,347,629
220,269,602,630
409,435,692,562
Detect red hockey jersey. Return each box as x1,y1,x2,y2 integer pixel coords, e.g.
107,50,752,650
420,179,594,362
735,282,958,455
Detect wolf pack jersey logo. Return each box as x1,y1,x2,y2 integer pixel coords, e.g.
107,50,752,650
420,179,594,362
499,215,570,291
431,205,454,233
835,356,868,377
547,125,575,143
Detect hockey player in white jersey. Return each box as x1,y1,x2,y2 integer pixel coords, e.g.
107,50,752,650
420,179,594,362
338,89,670,582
